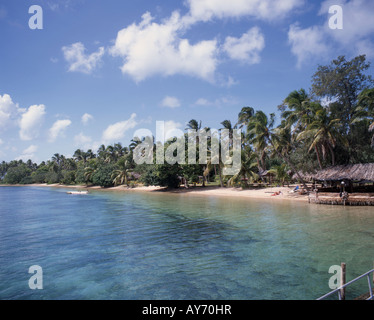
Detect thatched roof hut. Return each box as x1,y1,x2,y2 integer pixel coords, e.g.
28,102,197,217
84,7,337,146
291,171,315,182
313,163,374,183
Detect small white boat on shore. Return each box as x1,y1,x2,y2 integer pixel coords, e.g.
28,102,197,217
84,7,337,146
66,190,89,195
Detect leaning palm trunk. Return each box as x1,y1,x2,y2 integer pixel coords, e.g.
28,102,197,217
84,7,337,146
218,165,224,188
315,146,323,170
327,143,336,166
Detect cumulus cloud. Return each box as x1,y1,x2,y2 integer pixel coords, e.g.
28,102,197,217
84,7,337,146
48,119,72,142
160,96,181,108
193,96,238,108
186,0,304,22
194,98,212,107
16,145,38,162
110,11,219,82
162,120,184,142
288,24,330,68
62,42,105,74
74,132,92,149
19,105,46,141
0,94,20,128
102,113,138,143
320,0,374,45
223,27,265,64
289,0,374,66
81,113,93,125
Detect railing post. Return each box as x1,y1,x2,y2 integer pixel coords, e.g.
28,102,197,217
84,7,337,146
341,263,346,300
372,262,374,296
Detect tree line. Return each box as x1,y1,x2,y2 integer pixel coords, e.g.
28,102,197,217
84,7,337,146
1,55,374,189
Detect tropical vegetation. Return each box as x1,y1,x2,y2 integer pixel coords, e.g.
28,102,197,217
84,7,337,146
1,55,374,189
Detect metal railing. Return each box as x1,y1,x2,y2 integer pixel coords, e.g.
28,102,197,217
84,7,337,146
317,268,374,300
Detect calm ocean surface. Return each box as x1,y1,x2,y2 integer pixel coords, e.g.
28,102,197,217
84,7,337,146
0,186,373,300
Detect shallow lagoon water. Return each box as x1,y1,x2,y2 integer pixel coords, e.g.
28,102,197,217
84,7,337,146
0,186,373,300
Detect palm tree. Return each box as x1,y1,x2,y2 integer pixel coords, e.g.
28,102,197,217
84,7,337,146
297,108,347,166
227,148,258,188
203,151,224,188
63,158,77,171
280,89,322,139
86,149,96,160
220,120,233,131
186,119,212,186
185,119,202,131
129,139,141,152
268,164,290,187
248,110,309,190
84,166,95,182
370,122,374,147
247,111,274,171
270,123,293,160
97,144,106,160
357,88,374,146
73,149,85,163
52,153,64,167
111,157,131,186
220,119,234,148
280,92,328,170
236,107,255,129
114,143,127,159
104,145,115,163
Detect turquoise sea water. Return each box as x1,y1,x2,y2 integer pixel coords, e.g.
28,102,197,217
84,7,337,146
0,186,373,300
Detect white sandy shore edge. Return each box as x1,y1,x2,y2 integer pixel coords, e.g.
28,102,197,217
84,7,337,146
1,183,309,202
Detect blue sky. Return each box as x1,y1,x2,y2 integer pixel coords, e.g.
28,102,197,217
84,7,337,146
1,0,374,162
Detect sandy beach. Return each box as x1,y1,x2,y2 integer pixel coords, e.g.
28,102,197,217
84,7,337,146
1,183,309,202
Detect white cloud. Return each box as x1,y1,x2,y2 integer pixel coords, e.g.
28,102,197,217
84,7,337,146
321,0,374,58
225,76,239,87
16,145,38,162
74,132,92,149
193,96,239,108
48,119,72,142
223,27,265,64
19,104,46,141
288,24,329,68
81,113,93,125
163,120,184,142
47,0,72,12
110,11,219,82
23,144,38,154
186,0,305,22
160,96,181,108
102,113,138,143
320,0,374,44
355,39,374,58
62,42,105,74
0,94,20,128
289,0,374,66
0,138,3,145
194,98,212,107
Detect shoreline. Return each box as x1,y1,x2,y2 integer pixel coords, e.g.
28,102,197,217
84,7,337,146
0,183,309,202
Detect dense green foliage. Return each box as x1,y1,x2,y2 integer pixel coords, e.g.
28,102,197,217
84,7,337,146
1,55,374,189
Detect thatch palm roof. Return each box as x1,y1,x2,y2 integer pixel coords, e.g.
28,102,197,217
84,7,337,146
291,171,315,181
313,163,374,182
